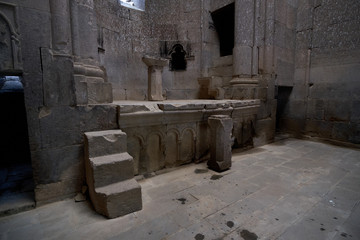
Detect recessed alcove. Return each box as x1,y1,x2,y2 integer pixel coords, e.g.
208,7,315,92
169,44,187,71
211,3,235,57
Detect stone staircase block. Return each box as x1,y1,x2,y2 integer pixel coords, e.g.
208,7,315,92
88,153,134,188
92,179,142,219
85,130,127,158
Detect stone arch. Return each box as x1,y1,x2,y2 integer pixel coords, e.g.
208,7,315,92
0,12,21,73
127,135,145,175
164,129,180,167
179,128,196,164
145,131,165,172
169,44,187,71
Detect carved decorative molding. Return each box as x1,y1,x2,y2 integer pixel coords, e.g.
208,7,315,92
0,2,22,73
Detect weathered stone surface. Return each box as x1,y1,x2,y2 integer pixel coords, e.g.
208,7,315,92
89,153,134,188
207,115,233,172
142,56,168,101
41,49,76,107
84,129,142,218
94,179,142,219
85,130,127,158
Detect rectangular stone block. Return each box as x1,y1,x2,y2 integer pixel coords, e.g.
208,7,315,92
207,115,233,172
41,49,76,107
89,153,134,188
94,179,142,219
79,104,118,132
85,130,127,158
87,82,113,104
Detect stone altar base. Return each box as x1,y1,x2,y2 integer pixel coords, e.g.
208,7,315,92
114,99,260,175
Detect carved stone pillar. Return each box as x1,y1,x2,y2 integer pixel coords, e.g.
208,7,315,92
49,0,72,55
69,0,112,104
207,115,233,172
142,56,168,101
231,0,259,85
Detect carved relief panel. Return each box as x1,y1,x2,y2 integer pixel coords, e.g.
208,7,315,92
0,2,22,73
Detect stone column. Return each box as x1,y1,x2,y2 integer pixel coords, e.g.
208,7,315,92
142,56,168,101
231,0,259,85
49,0,72,55
207,115,233,172
69,0,113,104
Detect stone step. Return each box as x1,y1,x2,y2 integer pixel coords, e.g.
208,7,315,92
85,130,127,158
91,179,142,219
88,153,134,188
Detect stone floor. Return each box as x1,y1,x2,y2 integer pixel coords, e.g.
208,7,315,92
0,163,35,217
0,138,359,240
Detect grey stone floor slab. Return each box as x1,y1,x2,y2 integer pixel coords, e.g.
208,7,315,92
0,138,359,240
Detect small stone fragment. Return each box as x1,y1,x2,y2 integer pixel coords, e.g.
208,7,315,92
74,193,86,202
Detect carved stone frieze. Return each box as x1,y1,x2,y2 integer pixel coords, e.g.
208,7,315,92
0,2,22,73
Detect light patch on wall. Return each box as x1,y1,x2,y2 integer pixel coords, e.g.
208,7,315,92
119,0,145,11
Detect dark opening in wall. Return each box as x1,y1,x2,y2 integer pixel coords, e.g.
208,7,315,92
211,3,235,56
275,86,293,131
169,44,187,71
0,76,34,207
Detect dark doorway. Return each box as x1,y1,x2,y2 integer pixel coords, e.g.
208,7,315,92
275,86,293,131
211,3,235,56
0,76,34,215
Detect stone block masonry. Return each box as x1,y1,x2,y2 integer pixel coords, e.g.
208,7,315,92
84,130,142,218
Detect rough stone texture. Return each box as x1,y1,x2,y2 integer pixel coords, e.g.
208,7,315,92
142,56,167,101
207,115,233,172
116,100,260,175
85,130,127,158
95,179,142,219
277,0,360,144
85,130,142,218
89,153,134,188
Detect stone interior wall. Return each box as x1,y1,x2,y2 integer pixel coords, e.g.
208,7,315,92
278,0,360,144
2,0,358,208
0,0,119,205
94,0,203,100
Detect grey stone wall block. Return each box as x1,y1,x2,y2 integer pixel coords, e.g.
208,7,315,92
31,145,84,185
39,106,82,149
41,49,76,107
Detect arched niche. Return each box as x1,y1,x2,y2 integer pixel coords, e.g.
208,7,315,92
169,44,187,71
164,129,179,167
128,135,145,175
146,132,164,172
179,128,195,165
0,11,22,74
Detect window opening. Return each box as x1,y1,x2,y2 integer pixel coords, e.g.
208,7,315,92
211,3,235,56
119,0,145,11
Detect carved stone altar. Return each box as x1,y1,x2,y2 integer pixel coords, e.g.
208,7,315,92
115,99,260,175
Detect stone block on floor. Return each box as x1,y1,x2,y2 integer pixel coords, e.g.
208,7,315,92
93,179,142,219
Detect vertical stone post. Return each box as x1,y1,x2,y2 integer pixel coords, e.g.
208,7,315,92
142,56,168,101
49,0,72,55
231,0,259,85
207,115,233,172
